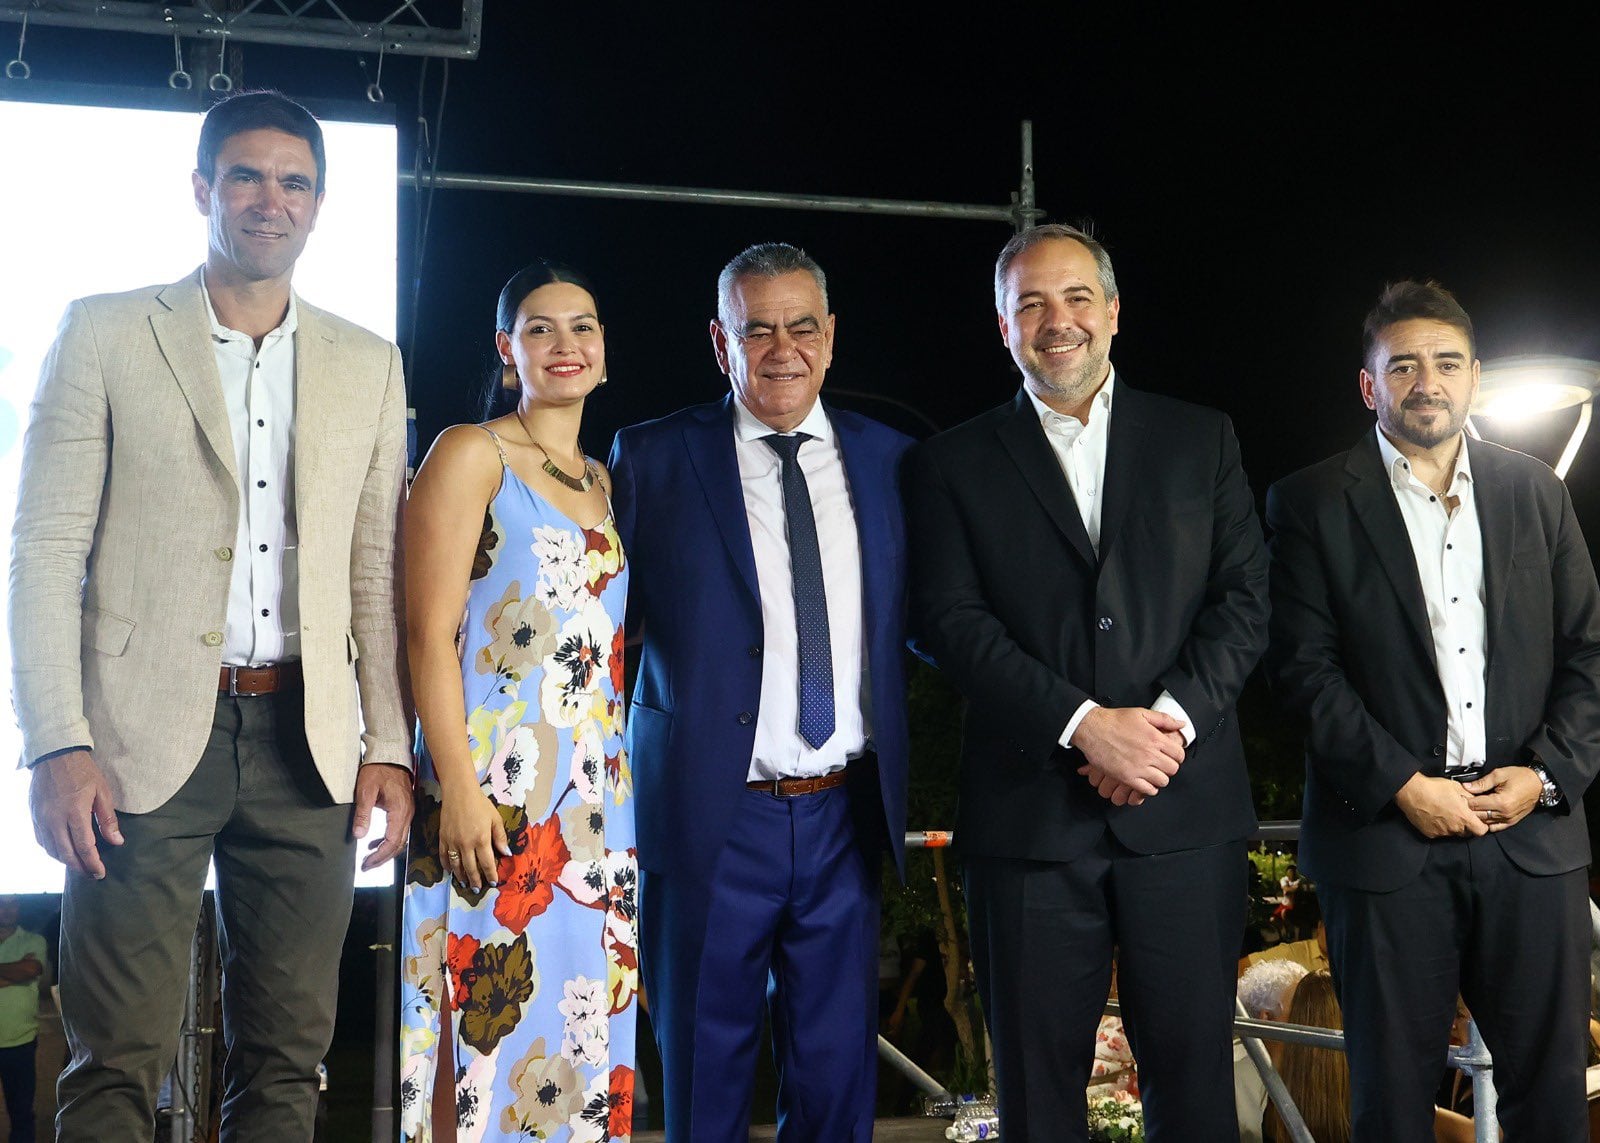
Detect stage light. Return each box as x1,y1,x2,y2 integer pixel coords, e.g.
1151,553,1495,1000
1471,355,1600,479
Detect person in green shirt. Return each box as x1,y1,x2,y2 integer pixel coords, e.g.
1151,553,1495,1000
0,896,45,1143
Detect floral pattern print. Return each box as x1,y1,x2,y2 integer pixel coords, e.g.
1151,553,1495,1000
402,455,635,1143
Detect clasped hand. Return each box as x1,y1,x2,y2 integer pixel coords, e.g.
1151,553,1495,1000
1072,706,1186,807
1394,767,1541,838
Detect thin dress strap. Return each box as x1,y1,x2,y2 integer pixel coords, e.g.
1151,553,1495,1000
479,425,509,467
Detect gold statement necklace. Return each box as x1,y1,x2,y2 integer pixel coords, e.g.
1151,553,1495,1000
515,406,597,493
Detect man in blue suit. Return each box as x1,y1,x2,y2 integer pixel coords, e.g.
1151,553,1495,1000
609,242,912,1142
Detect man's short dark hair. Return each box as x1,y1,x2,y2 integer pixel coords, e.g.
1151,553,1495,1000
994,223,1118,312
197,91,326,193
1362,280,1475,371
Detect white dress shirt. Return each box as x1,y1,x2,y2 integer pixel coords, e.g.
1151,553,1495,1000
1023,372,1196,749
1375,428,1486,772
733,397,869,780
201,273,300,667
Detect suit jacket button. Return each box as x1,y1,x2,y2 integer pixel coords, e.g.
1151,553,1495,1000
737,711,753,725
748,646,762,658
1431,745,1444,757
203,631,223,647
214,546,232,561
1097,616,1114,631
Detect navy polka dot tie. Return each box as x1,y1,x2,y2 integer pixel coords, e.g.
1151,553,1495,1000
763,433,835,749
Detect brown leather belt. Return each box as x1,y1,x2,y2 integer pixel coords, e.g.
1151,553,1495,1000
746,770,848,797
218,661,303,697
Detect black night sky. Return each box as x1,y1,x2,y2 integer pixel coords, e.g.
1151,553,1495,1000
9,5,1600,525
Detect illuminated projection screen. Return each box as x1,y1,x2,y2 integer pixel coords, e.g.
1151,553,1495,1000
0,89,400,892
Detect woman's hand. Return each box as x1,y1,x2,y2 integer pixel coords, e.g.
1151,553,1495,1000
438,784,511,892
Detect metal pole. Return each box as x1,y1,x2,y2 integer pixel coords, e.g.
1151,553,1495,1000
1236,1000,1315,1143
1451,1021,1497,1143
371,878,399,1142
398,170,1018,223
875,1034,952,1100
1011,119,1043,232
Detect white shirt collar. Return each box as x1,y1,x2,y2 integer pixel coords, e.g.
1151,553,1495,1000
732,393,832,443
199,267,300,342
1024,367,1116,430
1374,425,1473,491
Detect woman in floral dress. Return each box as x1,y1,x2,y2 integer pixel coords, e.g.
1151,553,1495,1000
400,261,636,1142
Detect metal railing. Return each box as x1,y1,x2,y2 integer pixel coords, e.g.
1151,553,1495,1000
895,825,1596,1142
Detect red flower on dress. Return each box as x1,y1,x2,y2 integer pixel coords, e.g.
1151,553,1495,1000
493,814,572,934
446,933,480,1010
608,1065,634,1136
610,624,626,694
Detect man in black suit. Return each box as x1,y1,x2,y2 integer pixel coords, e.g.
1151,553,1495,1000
1266,280,1600,1141
908,224,1269,1142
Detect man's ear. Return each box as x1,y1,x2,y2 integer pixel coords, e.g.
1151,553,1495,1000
192,170,213,217
710,319,731,375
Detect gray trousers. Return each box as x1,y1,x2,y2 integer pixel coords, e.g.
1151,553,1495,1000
55,691,356,1143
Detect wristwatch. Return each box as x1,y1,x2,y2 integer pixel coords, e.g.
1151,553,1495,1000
1528,762,1563,809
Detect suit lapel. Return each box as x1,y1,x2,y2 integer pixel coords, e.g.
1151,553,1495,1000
1344,434,1437,670
1468,437,1514,671
996,390,1095,566
684,395,761,602
1097,381,1150,566
151,273,238,486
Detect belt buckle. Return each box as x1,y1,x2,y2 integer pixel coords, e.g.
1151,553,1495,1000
769,778,788,797
224,665,240,697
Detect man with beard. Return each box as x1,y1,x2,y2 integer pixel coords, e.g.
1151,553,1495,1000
907,224,1269,1141
1266,280,1600,1141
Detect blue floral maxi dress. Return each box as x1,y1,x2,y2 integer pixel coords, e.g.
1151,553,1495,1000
400,433,636,1143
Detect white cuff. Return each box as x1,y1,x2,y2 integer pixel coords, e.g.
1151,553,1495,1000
1061,699,1100,749
1151,690,1196,745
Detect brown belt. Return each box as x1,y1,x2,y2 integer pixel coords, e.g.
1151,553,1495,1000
218,661,303,697
746,770,848,797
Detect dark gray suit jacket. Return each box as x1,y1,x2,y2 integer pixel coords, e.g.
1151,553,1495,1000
1266,432,1600,891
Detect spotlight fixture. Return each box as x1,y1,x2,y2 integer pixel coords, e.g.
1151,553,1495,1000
1471,355,1600,479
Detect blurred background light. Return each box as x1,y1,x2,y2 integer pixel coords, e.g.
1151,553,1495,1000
1471,355,1600,478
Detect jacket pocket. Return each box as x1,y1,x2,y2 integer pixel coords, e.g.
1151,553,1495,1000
83,608,135,656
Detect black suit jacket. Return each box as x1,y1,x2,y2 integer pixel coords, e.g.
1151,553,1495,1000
908,383,1269,862
1266,432,1600,892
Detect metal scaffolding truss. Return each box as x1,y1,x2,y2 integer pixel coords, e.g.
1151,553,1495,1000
0,0,483,58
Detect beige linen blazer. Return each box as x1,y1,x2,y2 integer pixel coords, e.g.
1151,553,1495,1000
8,269,409,813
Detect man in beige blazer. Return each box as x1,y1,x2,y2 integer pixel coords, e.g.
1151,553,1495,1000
8,91,411,1141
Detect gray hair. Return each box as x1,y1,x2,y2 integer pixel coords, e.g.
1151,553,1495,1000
993,223,1118,313
716,242,829,327
1237,959,1309,1020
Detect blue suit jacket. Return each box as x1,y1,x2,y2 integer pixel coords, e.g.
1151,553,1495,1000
608,394,913,885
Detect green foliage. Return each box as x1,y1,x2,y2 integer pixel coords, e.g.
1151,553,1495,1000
882,659,965,935
1237,670,1308,821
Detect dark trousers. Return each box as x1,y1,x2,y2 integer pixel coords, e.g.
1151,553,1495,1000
965,834,1247,1143
56,692,356,1143
641,784,880,1143
1321,836,1589,1143
0,1039,37,1143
